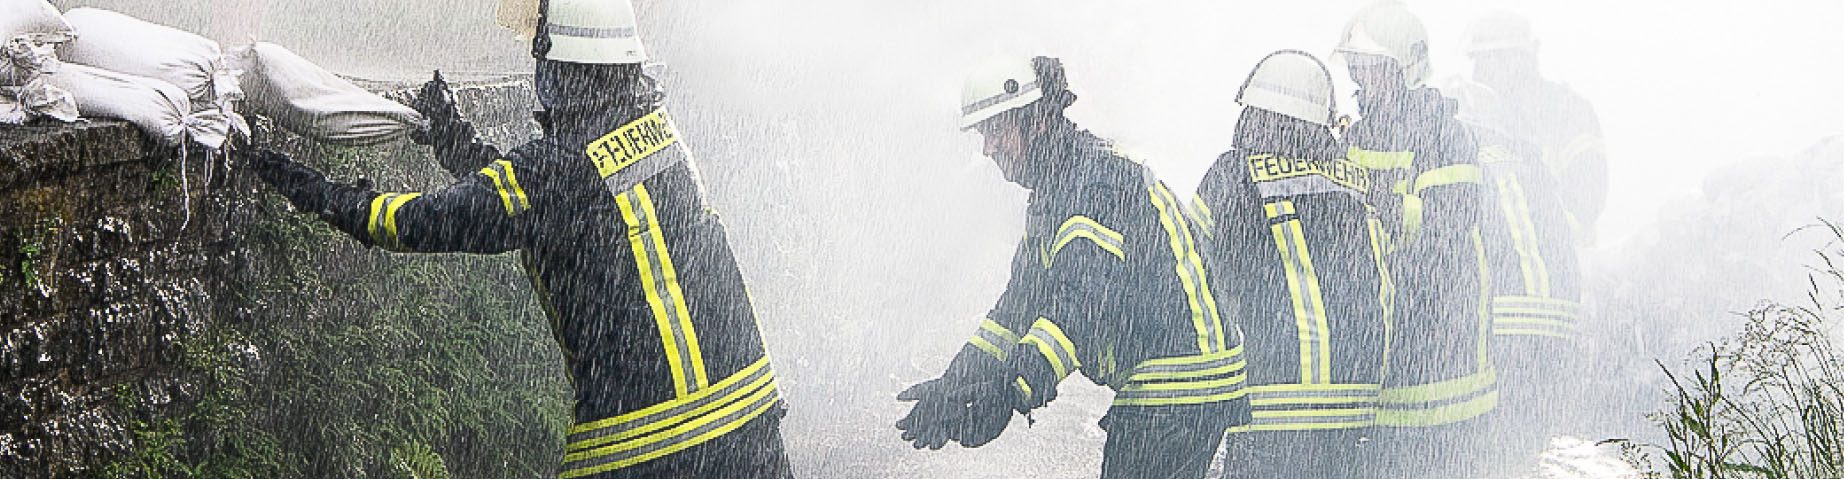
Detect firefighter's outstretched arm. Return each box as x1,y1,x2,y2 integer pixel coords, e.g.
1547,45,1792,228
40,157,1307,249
895,240,1041,449
1006,192,1134,412
246,148,527,254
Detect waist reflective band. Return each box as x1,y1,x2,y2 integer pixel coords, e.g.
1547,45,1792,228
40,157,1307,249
561,357,780,478
1112,348,1248,407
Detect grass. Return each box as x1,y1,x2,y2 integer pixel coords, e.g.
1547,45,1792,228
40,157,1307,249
1627,221,1844,478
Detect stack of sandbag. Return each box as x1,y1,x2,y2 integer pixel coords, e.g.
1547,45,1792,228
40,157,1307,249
228,42,425,146
0,0,78,124
57,7,241,148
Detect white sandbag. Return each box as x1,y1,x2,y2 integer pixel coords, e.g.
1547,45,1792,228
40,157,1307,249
1,32,71,86
0,0,72,41
0,78,79,124
43,63,221,148
229,42,425,146
58,8,232,111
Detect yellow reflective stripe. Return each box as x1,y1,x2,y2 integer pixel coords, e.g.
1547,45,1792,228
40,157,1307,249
1398,193,1424,249
495,159,532,212
1127,359,1245,382
1013,378,1033,403
1022,318,1078,380
565,367,772,451
566,358,771,435
1190,194,1216,234
1049,216,1126,264
1148,183,1227,353
1472,229,1493,371
1121,374,1246,392
1268,215,1317,384
1413,164,1484,194
615,185,708,397
968,317,1021,361
1366,217,1395,379
1506,176,1550,295
1378,368,1496,406
1348,147,1414,170
366,193,423,251
635,185,708,390
478,166,517,216
560,379,779,477
1553,133,1604,170
1230,421,1376,433
1375,390,1498,427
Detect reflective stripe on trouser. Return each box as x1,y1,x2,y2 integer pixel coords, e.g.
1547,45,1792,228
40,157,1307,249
1263,200,1334,384
615,183,709,396
1146,179,1228,353
560,357,781,478
366,192,423,251
967,317,1020,362
1227,383,1380,432
1112,347,1247,407
1491,295,1581,340
1377,229,1497,427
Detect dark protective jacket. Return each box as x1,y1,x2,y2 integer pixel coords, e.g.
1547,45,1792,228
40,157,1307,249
1344,87,1495,428
309,84,782,478
1448,79,1607,243
1193,118,1392,433
943,129,1252,426
1468,126,1585,344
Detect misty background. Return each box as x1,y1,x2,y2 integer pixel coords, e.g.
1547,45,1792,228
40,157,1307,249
48,0,1844,476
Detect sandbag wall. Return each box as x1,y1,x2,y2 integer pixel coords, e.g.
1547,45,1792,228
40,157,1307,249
0,76,539,479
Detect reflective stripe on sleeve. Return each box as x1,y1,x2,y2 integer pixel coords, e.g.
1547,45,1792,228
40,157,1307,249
1046,215,1126,265
366,192,423,251
968,317,1021,362
479,159,532,217
1022,317,1080,381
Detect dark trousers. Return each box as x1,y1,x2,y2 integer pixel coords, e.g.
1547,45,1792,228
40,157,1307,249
1214,429,1372,479
581,412,793,479
1362,419,1491,479
1479,339,1577,478
1099,407,1231,479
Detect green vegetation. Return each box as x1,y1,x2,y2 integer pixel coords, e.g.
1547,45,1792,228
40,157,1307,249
1631,224,1844,478
98,143,572,479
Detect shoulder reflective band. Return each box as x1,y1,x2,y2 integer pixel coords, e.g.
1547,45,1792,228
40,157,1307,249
1376,367,1498,427
587,109,689,197
967,317,1021,362
366,192,423,251
615,183,709,397
962,80,1040,116
1227,383,1380,433
479,159,532,217
1246,154,1371,195
1549,133,1604,170
1022,317,1079,381
1046,216,1125,266
1112,347,1248,407
1189,195,1216,234
1491,296,1581,340
1396,193,1424,250
1347,147,1414,171
1264,200,1333,384
1493,175,1551,297
1146,179,1228,354
1477,144,1520,166
1413,164,1484,194
561,357,780,478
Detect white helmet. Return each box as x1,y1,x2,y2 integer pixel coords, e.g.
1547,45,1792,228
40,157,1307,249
1463,11,1539,56
1334,1,1432,89
959,56,1046,130
1237,50,1337,126
518,0,647,65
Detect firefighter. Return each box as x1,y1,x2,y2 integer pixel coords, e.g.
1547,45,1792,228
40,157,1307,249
242,1,792,477
1448,10,1598,472
1333,2,1496,477
894,55,1252,479
1192,50,1391,479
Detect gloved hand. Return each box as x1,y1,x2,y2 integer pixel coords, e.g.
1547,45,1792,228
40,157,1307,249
894,376,1014,449
245,148,332,213
408,70,499,177
408,70,463,142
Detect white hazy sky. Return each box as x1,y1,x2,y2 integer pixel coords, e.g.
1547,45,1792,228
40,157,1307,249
683,0,1843,251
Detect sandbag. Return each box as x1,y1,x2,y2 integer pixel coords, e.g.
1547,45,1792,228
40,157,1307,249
0,0,72,43
43,63,219,147
230,42,424,146
0,78,79,125
58,8,234,111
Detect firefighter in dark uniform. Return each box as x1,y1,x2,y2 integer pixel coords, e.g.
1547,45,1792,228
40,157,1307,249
1333,3,1495,477
894,55,1252,479
1448,10,1600,473
243,1,791,477
1193,50,1391,479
